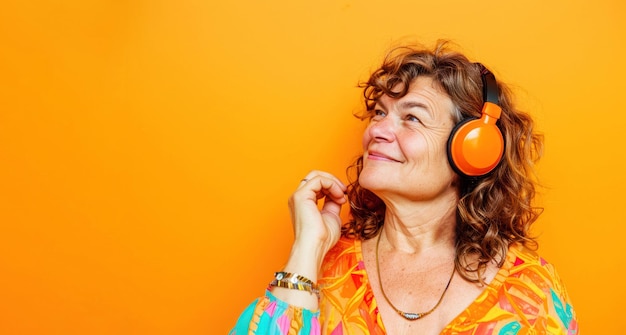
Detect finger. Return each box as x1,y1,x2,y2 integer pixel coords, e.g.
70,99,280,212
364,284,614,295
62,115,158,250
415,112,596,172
296,179,346,206
298,171,347,191
301,170,346,186
315,181,347,205
321,196,344,216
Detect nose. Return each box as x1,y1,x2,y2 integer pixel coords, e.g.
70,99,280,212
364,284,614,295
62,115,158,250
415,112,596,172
368,116,396,142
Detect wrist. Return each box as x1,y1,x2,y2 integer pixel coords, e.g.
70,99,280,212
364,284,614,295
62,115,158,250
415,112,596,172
283,241,327,282
269,271,320,299
269,242,325,311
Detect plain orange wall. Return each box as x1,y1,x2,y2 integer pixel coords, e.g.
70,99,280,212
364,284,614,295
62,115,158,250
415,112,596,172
1,0,624,333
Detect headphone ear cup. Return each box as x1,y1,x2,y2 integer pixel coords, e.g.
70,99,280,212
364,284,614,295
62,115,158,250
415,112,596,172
447,116,504,177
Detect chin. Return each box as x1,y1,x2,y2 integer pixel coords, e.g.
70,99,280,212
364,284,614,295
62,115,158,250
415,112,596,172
358,169,391,193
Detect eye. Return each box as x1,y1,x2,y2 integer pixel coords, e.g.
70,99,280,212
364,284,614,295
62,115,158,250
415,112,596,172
370,109,386,121
405,114,420,122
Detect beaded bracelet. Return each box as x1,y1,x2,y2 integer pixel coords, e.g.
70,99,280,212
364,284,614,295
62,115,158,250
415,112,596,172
269,271,320,298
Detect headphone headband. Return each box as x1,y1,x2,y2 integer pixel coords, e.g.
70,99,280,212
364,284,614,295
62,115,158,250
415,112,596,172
476,63,499,105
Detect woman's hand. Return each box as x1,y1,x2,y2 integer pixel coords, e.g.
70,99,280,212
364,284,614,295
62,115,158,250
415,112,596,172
288,171,347,261
272,171,347,310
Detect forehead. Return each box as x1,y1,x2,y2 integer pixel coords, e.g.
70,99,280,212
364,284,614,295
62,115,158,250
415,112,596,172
378,76,455,117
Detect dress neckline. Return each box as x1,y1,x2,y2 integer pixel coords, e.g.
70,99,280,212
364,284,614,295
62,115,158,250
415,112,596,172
352,238,516,332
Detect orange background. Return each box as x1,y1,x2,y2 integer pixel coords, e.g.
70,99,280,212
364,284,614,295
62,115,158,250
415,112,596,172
1,0,623,334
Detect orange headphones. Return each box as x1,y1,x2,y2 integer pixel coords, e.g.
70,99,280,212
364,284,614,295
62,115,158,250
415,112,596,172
447,64,505,177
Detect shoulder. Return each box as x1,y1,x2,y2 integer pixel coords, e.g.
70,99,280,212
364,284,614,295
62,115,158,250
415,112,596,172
320,237,362,280
506,243,565,290
506,243,570,298
502,243,578,332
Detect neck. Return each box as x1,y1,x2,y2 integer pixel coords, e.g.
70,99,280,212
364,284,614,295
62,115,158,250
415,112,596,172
380,195,457,255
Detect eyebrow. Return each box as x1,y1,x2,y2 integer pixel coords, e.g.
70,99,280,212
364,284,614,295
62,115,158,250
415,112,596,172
374,98,436,120
400,101,434,119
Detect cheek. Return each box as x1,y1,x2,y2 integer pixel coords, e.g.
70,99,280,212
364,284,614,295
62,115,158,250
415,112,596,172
409,133,448,163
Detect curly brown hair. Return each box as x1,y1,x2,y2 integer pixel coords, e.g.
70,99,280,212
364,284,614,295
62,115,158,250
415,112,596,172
342,40,544,283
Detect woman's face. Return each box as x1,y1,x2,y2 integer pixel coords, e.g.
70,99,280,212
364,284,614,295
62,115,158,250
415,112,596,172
359,76,459,202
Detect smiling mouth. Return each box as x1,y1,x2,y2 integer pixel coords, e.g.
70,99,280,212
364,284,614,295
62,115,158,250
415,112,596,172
367,151,401,162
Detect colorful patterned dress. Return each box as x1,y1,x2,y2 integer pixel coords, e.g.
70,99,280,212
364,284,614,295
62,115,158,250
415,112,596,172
230,238,578,335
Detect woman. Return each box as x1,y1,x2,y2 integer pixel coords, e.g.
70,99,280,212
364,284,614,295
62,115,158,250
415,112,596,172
230,41,578,334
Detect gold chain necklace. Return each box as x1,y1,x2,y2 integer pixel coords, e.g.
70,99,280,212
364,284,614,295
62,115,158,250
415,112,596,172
375,231,456,321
